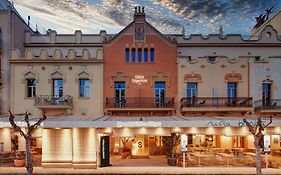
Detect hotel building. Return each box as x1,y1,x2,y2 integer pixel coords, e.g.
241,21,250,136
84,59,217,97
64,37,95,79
0,2,281,168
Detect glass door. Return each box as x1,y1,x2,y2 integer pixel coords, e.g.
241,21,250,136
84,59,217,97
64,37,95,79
187,83,197,106
114,82,126,107
154,82,165,107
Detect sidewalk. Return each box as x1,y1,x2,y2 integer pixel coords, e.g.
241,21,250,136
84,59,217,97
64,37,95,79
0,166,281,174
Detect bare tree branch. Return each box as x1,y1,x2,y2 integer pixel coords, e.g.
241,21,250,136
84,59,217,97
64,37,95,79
9,110,26,138
264,115,272,128
25,111,30,128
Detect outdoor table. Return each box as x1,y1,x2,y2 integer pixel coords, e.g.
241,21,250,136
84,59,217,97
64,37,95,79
190,153,211,166
216,153,234,166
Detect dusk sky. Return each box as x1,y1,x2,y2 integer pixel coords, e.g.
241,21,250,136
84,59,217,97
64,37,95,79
13,0,281,36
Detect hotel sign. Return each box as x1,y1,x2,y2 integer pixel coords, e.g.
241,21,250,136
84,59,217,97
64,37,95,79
117,121,162,128
132,75,148,85
207,120,266,127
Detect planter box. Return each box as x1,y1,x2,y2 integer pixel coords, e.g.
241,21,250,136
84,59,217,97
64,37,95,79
14,159,25,167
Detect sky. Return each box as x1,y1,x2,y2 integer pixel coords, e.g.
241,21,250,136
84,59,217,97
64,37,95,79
12,0,281,36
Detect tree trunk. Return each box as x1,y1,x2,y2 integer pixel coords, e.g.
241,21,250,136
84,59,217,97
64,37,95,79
255,137,262,175
25,136,33,175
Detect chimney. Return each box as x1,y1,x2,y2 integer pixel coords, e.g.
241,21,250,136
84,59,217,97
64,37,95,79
134,6,145,22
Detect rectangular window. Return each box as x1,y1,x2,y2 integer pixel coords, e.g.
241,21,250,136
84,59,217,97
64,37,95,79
27,79,36,98
154,82,165,107
131,48,136,62
53,79,63,97
150,48,154,62
262,83,271,106
138,48,142,62
125,48,130,63
144,48,148,62
114,82,126,107
79,79,90,98
186,83,197,98
227,83,237,98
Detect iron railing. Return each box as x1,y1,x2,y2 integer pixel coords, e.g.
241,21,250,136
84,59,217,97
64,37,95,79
105,97,174,108
254,99,281,110
34,95,73,107
180,97,252,108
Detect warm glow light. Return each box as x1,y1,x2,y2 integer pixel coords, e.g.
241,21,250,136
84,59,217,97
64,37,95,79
274,127,281,134
206,127,215,135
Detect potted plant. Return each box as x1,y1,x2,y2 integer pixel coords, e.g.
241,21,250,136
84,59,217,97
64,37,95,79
11,134,25,167
162,133,180,166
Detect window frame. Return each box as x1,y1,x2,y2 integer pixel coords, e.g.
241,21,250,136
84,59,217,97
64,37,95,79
79,79,90,98
26,79,36,98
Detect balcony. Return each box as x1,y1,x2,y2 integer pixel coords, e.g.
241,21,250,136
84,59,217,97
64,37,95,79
105,97,175,115
254,99,281,113
180,97,253,113
34,95,73,109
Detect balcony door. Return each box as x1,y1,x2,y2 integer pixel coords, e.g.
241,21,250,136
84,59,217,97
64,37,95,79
262,83,271,106
227,82,237,104
114,82,126,107
154,82,165,107
186,83,197,105
53,79,63,97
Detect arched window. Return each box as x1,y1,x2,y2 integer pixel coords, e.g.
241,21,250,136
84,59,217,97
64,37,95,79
138,48,142,62
125,48,130,63
131,48,136,62
150,48,154,62
144,48,148,62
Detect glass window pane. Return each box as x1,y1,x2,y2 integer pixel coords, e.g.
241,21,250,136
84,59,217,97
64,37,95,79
144,48,148,62
125,48,130,63
80,79,89,97
150,48,154,62
27,79,36,97
132,48,136,62
138,48,142,62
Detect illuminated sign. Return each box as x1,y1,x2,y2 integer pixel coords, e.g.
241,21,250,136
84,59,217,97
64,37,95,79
264,135,270,153
181,134,188,153
117,121,162,128
132,75,148,85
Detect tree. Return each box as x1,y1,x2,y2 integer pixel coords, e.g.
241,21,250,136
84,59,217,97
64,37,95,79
9,111,46,175
243,112,272,175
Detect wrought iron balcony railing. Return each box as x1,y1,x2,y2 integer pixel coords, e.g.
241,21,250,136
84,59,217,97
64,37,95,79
254,99,281,110
180,97,252,108
34,95,73,108
105,97,174,108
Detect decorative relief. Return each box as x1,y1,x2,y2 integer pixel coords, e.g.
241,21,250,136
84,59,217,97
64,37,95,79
48,66,66,83
96,49,103,60
184,73,202,82
224,72,242,82
151,72,169,87
25,49,33,59
54,49,62,59
68,49,76,59
135,23,145,42
228,57,239,63
186,56,199,64
22,66,39,83
240,65,246,69
111,72,129,88
82,49,90,60
200,65,206,68
40,49,48,60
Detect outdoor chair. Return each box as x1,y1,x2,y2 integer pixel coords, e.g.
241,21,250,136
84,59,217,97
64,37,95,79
214,154,224,166
199,100,206,105
187,153,197,166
